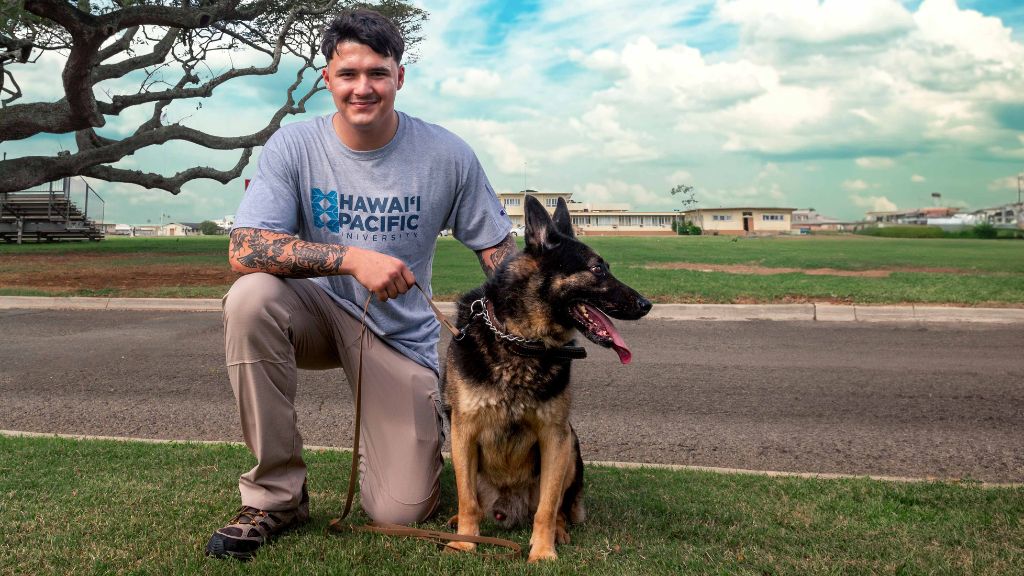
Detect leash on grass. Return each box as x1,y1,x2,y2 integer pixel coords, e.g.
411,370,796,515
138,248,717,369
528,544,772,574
326,282,523,560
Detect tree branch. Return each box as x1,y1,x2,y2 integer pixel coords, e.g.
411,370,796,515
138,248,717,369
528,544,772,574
81,148,254,195
95,25,139,63
93,27,179,83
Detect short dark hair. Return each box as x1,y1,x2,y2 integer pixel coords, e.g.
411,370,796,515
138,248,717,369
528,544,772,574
321,9,405,64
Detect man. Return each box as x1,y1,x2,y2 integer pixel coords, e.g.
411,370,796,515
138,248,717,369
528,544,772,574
205,9,515,561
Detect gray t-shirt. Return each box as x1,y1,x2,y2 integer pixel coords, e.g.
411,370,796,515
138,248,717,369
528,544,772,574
233,111,512,373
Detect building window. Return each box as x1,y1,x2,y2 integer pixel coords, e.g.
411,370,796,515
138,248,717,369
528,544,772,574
545,198,559,207
712,214,733,221
762,214,785,221
503,198,521,206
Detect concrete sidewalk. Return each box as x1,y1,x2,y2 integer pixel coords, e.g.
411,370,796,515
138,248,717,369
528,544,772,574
2,295,1023,324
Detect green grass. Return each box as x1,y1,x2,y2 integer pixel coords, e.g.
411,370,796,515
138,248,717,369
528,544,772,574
573,235,1024,273
3,235,1024,304
0,435,1020,575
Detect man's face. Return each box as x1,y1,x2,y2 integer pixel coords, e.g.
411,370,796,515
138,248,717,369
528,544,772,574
322,41,405,144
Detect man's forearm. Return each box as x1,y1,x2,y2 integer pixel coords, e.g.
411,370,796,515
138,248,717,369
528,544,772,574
475,233,517,277
229,227,349,277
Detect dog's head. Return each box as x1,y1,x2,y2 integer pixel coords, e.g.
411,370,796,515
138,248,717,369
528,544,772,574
515,195,653,363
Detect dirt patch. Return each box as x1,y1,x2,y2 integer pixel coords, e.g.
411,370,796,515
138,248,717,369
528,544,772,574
1,253,238,292
646,262,972,277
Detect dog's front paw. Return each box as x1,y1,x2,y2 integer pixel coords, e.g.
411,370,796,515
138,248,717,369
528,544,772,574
445,540,477,554
446,514,458,529
555,525,571,545
527,545,558,563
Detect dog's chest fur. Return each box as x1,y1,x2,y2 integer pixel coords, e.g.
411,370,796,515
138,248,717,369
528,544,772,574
450,354,571,426
447,353,571,489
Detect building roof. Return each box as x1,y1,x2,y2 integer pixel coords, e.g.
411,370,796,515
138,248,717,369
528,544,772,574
866,207,959,217
503,189,565,197
792,209,841,224
683,207,796,214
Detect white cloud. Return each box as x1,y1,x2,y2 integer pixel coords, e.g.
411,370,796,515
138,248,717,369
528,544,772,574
574,36,778,111
720,86,833,153
445,119,527,175
667,170,694,185
757,163,783,179
717,0,914,44
572,180,668,208
856,157,895,169
842,179,870,191
569,104,659,162
850,194,898,212
988,144,1024,160
913,0,1022,62
693,181,787,208
988,176,1020,191
439,68,502,98
912,174,927,183
547,144,590,164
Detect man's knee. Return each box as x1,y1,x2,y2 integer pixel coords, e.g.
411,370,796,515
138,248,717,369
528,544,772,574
361,482,440,525
224,273,288,326
224,273,294,364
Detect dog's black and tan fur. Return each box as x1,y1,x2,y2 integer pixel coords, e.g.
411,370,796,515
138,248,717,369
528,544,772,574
443,195,652,562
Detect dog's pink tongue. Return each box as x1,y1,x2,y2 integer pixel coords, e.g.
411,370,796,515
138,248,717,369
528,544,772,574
584,304,633,364
611,333,632,365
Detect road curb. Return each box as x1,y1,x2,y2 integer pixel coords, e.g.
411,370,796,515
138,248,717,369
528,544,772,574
2,296,1023,323
4,430,1018,489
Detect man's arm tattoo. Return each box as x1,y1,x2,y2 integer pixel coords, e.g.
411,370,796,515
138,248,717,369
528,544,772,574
475,233,517,277
230,227,349,278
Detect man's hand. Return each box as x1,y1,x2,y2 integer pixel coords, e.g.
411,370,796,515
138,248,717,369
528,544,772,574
342,246,416,301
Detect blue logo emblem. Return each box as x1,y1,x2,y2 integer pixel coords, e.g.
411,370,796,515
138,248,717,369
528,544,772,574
311,188,340,232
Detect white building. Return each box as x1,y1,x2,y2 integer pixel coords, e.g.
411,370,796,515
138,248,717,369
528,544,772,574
971,203,1022,228
683,207,797,235
159,222,195,236
497,190,677,235
213,215,235,231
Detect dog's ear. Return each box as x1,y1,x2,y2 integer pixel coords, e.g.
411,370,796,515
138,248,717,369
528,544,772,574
552,197,575,239
524,195,558,251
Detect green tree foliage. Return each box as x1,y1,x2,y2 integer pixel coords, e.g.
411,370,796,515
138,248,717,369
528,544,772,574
972,222,998,239
198,220,222,235
670,183,699,234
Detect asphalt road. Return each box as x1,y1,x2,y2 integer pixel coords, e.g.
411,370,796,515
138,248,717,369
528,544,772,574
1,308,1022,483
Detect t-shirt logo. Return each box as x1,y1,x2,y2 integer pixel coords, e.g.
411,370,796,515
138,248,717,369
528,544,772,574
311,188,421,235
312,188,341,233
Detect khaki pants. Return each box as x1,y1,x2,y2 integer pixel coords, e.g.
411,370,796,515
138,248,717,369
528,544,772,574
222,273,443,524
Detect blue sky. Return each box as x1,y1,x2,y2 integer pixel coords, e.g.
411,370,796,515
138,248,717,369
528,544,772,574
8,0,1024,224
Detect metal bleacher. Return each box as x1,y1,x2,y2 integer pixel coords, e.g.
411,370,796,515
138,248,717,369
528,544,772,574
0,177,105,243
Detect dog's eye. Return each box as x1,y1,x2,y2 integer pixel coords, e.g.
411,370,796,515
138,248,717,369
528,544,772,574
589,265,606,277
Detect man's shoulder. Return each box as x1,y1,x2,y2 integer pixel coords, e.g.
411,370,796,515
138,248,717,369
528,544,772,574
400,112,473,153
268,115,328,146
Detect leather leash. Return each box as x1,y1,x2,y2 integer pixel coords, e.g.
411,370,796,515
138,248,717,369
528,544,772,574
327,282,523,560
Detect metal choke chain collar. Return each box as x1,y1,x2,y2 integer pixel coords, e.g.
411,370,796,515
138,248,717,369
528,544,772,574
468,297,544,346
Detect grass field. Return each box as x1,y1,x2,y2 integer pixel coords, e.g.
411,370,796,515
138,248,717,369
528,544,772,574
2,235,1023,305
1,434,1021,575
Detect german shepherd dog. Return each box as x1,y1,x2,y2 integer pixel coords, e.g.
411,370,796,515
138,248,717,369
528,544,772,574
443,195,652,562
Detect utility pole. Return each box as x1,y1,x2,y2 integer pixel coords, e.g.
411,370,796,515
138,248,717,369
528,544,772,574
1017,173,1022,205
